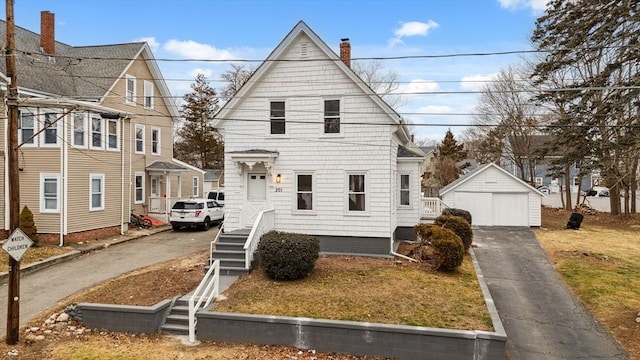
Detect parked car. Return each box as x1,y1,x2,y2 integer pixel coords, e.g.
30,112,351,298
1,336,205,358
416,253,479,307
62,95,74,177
586,186,609,197
169,199,223,231
207,189,225,207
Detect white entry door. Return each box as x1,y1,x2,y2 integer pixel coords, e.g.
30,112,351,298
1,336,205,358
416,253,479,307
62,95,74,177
244,172,268,227
149,176,161,212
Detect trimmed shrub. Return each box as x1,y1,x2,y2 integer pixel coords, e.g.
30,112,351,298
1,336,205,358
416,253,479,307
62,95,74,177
258,231,320,281
435,215,473,252
19,205,40,246
442,208,472,225
412,223,437,244
429,226,464,272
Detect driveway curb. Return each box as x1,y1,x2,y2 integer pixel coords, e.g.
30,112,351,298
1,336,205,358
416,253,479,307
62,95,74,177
0,226,172,286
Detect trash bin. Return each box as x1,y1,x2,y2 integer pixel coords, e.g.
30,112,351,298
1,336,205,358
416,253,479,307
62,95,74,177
566,212,584,230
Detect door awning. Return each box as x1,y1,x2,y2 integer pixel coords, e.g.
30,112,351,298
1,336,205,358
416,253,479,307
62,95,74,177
228,149,279,174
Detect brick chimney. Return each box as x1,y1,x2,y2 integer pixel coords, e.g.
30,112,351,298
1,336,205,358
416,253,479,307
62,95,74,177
340,38,351,68
40,11,55,55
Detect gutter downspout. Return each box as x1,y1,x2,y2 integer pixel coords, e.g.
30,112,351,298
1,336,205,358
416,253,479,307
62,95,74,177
127,121,132,232
60,109,67,246
120,117,125,235
389,137,417,263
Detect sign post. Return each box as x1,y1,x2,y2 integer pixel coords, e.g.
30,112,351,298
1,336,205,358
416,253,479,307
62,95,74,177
2,228,33,344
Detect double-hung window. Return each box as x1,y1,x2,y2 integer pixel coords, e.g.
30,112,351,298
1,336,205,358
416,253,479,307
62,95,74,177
192,177,199,197
134,172,144,204
296,174,313,211
40,173,60,213
72,112,87,147
400,174,410,206
347,173,367,212
41,111,59,146
18,109,36,146
90,116,103,149
324,99,340,134
151,128,160,155
126,75,136,105
90,174,105,211
270,101,285,135
135,124,145,153
143,80,154,109
107,119,119,150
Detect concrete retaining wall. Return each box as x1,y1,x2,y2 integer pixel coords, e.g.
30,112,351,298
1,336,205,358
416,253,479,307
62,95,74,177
196,312,505,360
78,299,172,333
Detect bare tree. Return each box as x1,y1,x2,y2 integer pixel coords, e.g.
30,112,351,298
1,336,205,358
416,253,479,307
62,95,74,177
352,59,404,109
219,64,256,103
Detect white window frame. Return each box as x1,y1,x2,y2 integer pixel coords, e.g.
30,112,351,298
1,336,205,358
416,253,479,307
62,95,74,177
71,112,87,148
90,115,103,150
39,110,60,147
192,176,199,197
135,124,145,154
89,174,105,211
106,118,120,151
399,173,411,207
18,108,38,147
269,100,286,135
151,127,161,155
294,172,315,213
134,172,145,204
345,171,368,215
143,80,154,109
40,173,60,213
323,98,342,135
535,177,544,186
125,74,136,105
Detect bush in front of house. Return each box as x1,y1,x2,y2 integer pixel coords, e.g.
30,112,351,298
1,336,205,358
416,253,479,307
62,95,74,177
429,226,464,271
442,208,473,225
435,215,473,252
19,205,40,246
258,231,320,281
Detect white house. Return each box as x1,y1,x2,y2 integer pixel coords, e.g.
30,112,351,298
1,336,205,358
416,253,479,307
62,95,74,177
440,163,544,227
214,21,424,256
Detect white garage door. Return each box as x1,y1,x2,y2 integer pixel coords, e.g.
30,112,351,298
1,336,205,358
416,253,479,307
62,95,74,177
492,193,529,226
453,192,529,226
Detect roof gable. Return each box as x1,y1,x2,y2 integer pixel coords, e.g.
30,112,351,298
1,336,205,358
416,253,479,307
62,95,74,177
214,21,409,142
439,163,544,196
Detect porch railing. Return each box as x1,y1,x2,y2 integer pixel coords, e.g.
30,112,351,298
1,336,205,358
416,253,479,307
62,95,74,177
209,208,240,266
243,208,275,269
188,259,220,343
421,197,449,219
147,196,181,214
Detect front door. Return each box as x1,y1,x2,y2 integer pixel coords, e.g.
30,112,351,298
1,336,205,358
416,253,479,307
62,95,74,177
149,176,161,212
244,172,267,227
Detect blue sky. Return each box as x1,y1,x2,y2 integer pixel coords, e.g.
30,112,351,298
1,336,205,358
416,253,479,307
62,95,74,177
3,0,548,143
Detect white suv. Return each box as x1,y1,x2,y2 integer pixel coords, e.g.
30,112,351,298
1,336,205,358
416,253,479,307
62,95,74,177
169,199,224,231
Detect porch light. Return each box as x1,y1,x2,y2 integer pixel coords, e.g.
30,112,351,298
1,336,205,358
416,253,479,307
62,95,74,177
276,174,281,183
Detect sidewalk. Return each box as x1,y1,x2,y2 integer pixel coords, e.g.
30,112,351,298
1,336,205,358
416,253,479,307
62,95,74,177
0,225,172,285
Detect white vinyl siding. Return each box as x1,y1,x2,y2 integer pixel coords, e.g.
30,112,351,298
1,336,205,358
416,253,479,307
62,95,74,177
135,124,145,154
18,109,37,147
143,80,154,109
134,172,145,204
126,75,136,105
151,127,160,155
89,174,105,211
72,112,87,148
40,173,60,213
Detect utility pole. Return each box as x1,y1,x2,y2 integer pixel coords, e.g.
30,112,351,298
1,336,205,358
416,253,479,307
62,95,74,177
5,0,21,345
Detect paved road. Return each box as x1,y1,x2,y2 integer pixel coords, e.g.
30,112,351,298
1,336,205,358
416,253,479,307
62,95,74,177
473,227,629,360
0,227,217,338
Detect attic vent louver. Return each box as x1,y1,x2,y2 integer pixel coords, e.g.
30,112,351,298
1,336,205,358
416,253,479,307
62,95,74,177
300,42,308,58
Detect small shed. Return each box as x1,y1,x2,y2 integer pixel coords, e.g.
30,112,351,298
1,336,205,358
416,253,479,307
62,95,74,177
439,163,544,227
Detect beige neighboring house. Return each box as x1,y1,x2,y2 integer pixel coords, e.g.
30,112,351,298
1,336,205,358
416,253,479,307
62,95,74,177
0,11,203,244
203,169,224,194
419,146,439,195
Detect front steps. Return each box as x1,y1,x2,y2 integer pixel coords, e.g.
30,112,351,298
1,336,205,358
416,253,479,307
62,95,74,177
161,296,190,336
211,230,251,276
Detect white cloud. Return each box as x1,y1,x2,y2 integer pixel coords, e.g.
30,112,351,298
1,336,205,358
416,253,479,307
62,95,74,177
460,73,498,91
390,21,439,46
498,0,549,12
418,105,452,114
403,79,441,95
163,39,236,60
189,68,214,79
136,37,160,52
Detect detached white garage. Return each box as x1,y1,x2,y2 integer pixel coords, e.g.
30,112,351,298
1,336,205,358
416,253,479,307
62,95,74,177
439,163,543,227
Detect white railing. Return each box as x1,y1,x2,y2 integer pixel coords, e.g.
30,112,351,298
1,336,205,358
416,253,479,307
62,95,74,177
421,197,449,219
209,208,239,266
188,259,220,343
243,208,275,269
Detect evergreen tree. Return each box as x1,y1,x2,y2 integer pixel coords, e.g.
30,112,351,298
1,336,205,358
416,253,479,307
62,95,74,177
19,205,39,246
174,74,223,169
437,129,467,162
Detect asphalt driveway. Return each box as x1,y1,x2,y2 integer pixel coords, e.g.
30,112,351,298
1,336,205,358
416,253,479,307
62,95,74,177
473,227,629,359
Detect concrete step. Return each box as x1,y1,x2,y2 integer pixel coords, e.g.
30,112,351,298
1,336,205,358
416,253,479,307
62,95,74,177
220,266,249,276
214,242,245,251
212,250,245,260
161,322,189,336
218,234,248,244
166,313,189,322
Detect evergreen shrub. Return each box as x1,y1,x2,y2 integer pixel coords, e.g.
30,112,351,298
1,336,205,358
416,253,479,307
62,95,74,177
442,208,472,225
257,231,320,280
435,215,473,252
19,205,40,246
